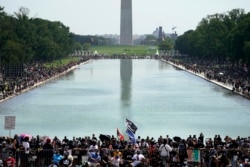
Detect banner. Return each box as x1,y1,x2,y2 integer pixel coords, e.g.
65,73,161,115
126,118,137,134
117,128,124,141
126,129,136,144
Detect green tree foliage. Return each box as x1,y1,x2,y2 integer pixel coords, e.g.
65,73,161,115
244,42,250,64
144,35,157,45
175,9,250,65
83,43,91,51
158,37,174,52
0,6,75,65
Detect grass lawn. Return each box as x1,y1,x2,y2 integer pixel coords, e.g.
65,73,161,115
45,45,158,68
91,45,158,56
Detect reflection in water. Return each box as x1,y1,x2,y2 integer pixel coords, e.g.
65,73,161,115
120,59,132,108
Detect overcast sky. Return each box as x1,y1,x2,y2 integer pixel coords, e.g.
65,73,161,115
1,0,250,36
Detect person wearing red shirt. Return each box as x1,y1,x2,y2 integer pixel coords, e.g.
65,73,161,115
5,153,16,167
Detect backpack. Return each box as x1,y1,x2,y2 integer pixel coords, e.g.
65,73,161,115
178,143,186,156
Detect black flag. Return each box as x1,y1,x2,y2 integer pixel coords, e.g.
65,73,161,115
126,118,137,134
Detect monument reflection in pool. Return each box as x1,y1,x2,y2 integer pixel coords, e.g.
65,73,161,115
120,59,132,108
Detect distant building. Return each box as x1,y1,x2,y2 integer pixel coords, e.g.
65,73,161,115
153,26,166,42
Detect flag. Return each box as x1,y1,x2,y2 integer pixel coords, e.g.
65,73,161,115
126,128,136,144
117,128,124,141
126,118,137,134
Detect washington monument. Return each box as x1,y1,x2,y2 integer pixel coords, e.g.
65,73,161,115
120,0,133,45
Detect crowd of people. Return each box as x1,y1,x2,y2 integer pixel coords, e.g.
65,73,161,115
0,58,90,101
162,56,250,99
0,56,250,167
0,133,250,167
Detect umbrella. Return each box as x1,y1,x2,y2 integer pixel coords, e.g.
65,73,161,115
99,134,111,142
173,136,181,142
20,133,32,140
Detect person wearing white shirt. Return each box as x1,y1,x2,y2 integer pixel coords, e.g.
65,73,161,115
131,150,145,167
158,139,172,167
110,155,121,167
22,137,30,166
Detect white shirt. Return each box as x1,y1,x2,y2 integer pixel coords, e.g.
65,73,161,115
22,141,30,154
131,153,145,167
159,144,172,156
111,157,121,167
89,144,98,151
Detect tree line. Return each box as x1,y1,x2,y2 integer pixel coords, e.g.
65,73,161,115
0,6,110,66
1,6,250,66
0,7,77,65
174,9,250,65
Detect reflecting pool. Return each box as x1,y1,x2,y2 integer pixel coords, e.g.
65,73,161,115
0,59,250,140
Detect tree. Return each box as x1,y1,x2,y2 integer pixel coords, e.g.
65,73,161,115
174,8,249,64
144,35,157,45
0,6,77,64
83,43,91,51
243,42,250,64
158,37,173,52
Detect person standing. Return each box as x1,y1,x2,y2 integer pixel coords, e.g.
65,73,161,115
178,139,188,166
43,138,54,166
21,136,30,167
159,139,172,167
12,134,19,167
